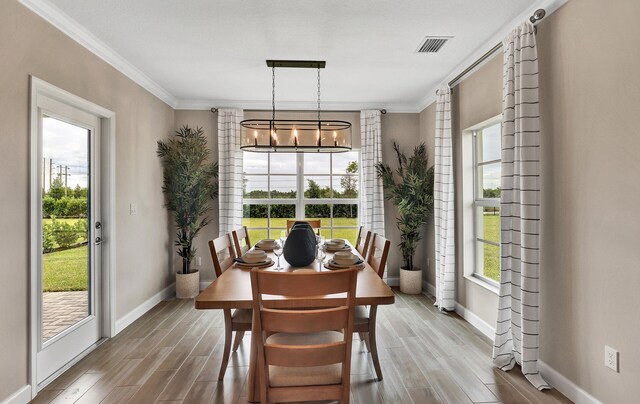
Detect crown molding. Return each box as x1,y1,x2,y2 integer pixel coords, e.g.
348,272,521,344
175,99,421,113
415,0,569,112
20,0,568,114
19,0,177,108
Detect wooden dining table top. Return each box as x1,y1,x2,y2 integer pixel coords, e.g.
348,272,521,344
195,245,395,310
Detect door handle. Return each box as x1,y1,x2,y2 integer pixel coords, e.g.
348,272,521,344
95,237,104,245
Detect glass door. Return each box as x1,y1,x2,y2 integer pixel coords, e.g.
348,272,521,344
36,96,102,386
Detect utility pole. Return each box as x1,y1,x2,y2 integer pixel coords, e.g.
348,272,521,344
64,165,69,196
49,159,53,189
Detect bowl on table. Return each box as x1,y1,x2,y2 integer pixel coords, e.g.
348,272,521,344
243,250,268,264
333,251,359,266
256,239,277,250
325,239,348,251
325,238,345,248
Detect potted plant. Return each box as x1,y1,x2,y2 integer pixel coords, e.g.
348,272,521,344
157,125,218,298
376,142,434,294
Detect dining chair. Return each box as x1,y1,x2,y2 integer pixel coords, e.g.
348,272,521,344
232,226,252,256
354,226,372,258
286,219,321,235
208,234,252,380
250,268,358,404
354,233,390,381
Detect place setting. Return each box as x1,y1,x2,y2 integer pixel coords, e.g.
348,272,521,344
254,238,277,252
323,238,352,252
234,248,274,269
324,250,365,270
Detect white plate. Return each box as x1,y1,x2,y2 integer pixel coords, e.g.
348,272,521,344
327,259,363,268
324,262,365,270
325,244,351,252
235,258,272,267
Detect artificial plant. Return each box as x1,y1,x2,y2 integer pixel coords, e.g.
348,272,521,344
157,125,218,274
376,142,434,271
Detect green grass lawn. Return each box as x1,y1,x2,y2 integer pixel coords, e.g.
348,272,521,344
43,246,88,292
243,218,359,245
483,214,500,282
42,218,83,226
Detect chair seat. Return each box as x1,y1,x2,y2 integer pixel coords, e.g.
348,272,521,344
232,308,252,323
266,331,343,387
354,305,369,325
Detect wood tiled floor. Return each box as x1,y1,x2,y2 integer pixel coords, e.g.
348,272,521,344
30,290,571,403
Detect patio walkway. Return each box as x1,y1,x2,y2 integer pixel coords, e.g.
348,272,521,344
42,291,88,342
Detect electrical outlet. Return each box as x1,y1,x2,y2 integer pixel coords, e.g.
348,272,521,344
605,345,619,372
195,256,202,267
129,203,138,215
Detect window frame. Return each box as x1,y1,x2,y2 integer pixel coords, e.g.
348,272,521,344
242,151,360,240
471,121,501,288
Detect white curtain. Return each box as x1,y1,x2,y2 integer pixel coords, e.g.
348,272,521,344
218,108,244,236
360,110,385,238
434,86,455,311
492,22,548,390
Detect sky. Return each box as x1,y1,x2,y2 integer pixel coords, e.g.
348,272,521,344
43,116,89,191
479,123,501,190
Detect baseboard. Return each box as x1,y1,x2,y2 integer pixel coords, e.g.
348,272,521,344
453,302,600,404
114,283,175,334
538,361,602,404
1,385,31,404
454,302,496,341
422,280,436,296
200,280,214,291
386,276,398,287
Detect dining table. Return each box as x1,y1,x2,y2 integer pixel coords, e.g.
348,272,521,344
195,241,395,403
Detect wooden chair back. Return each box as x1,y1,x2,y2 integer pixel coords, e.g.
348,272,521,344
232,226,252,256
355,227,372,258
286,219,321,235
367,234,391,279
250,269,357,404
208,234,237,278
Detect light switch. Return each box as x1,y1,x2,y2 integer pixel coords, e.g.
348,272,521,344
129,203,138,215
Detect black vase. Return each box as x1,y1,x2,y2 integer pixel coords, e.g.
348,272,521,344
283,225,317,267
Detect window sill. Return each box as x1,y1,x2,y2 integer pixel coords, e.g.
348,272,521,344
464,274,499,295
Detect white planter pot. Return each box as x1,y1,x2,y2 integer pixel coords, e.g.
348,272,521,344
176,269,200,299
400,267,422,295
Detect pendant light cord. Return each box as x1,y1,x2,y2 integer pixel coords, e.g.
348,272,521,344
317,67,321,121
272,66,276,121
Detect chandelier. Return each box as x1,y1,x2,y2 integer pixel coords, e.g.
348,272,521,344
240,60,352,153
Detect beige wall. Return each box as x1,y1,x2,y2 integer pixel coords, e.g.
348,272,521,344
380,113,427,278
451,55,503,326
419,103,437,286
417,56,504,323
0,0,174,398
418,0,640,401
537,0,640,402
173,110,219,280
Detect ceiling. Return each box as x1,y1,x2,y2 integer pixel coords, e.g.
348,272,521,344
43,0,537,111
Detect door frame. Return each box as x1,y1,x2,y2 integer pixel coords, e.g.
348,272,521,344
29,76,117,397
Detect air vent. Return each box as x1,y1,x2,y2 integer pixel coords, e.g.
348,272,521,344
416,37,452,53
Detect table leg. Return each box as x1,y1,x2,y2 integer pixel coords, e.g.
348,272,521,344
247,309,259,402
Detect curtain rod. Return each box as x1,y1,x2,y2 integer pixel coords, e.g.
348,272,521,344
210,108,387,114
447,8,546,89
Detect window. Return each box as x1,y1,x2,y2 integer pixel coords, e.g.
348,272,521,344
473,122,501,283
242,151,360,244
